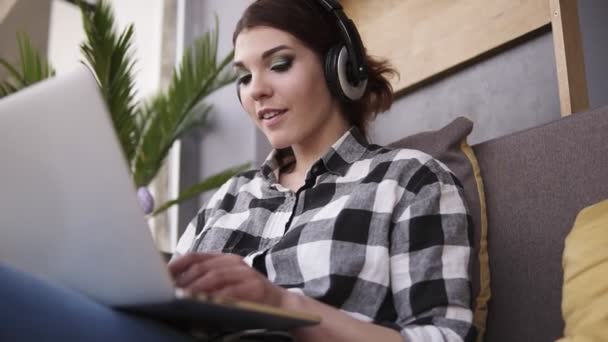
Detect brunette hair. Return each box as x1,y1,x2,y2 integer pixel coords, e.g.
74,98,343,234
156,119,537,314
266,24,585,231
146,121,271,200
233,0,398,137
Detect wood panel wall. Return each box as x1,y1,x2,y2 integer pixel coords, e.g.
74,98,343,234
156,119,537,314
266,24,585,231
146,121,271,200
342,0,588,116
549,0,589,115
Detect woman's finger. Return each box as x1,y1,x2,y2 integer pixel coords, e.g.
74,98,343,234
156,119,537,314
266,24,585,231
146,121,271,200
193,253,245,270
213,277,281,307
214,280,261,301
174,253,246,287
168,252,221,279
187,265,253,295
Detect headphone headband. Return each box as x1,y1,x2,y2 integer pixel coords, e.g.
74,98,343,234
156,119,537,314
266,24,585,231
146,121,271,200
313,0,368,84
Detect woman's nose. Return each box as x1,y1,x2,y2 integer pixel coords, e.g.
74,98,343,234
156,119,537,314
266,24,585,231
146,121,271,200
248,74,273,101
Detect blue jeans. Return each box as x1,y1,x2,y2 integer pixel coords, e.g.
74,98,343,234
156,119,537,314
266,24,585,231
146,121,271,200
0,263,198,342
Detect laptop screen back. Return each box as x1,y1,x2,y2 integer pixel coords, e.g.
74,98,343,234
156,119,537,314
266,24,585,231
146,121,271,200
0,66,175,306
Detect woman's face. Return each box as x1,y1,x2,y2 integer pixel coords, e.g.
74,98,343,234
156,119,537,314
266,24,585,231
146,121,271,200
234,26,345,150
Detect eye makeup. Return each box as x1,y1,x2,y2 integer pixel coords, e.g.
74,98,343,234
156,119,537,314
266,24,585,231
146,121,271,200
270,55,294,72
236,54,295,86
236,71,252,85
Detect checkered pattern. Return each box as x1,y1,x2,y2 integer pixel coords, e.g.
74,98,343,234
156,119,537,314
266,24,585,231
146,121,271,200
175,128,476,341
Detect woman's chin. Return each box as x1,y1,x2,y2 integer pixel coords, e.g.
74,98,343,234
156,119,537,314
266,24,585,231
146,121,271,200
269,141,292,150
265,134,294,150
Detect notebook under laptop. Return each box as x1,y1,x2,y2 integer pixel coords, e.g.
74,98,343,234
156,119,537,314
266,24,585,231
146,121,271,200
0,66,318,332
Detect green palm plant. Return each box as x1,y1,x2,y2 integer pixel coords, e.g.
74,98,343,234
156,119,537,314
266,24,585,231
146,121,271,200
0,0,249,215
131,15,241,189
0,34,55,97
79,0,249,215
79,0,140,165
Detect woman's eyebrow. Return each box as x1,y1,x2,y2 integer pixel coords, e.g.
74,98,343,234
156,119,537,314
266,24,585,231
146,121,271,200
233,44,292,69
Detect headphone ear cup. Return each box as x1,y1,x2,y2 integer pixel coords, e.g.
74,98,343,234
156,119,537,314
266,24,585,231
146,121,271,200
324,45,347,101
325,45,368,102
335,46,367,101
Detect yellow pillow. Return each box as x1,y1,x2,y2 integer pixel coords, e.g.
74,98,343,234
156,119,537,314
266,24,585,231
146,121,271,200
460,140,490,342
557,199,608,342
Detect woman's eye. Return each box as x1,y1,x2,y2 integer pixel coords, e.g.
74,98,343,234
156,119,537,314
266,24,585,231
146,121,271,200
271,57,293,72
237,74,251,85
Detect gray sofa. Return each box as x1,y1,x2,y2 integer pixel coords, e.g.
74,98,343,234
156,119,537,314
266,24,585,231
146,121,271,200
472,105,608,342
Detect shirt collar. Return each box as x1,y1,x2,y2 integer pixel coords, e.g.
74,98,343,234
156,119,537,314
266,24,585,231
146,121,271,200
260,126,369,181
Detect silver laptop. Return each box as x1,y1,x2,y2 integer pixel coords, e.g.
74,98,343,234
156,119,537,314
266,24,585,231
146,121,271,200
0,66,318,332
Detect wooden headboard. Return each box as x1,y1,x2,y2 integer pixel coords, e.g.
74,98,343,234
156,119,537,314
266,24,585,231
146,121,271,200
342,0,588,116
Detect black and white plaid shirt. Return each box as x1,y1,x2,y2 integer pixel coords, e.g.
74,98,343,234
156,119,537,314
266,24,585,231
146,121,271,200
175,127,476,341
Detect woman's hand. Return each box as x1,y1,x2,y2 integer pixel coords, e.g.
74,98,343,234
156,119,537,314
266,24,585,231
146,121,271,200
169,253,404,342
168,252,286,308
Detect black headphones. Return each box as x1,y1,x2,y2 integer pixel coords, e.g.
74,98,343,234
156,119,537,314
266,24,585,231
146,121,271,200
316,0,368,102
237,0,369,104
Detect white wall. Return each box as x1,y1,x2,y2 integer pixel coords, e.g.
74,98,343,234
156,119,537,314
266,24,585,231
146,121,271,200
47,1,83,74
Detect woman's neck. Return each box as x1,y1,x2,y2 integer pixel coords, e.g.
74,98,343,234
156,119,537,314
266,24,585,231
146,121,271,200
284,114,350,183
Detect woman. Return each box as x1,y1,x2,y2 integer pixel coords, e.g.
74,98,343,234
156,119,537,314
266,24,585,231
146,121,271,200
169,0,476,341
0,1,474,341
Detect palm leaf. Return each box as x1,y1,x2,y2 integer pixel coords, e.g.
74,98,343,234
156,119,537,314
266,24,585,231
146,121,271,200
0,58,25,86
152,162,250,216
132,16,237,187
79,0,140,165
0,33,55,98
0,81,18,97
17,33,55,84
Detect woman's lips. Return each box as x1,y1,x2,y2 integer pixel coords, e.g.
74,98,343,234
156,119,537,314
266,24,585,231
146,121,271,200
261,109,287,128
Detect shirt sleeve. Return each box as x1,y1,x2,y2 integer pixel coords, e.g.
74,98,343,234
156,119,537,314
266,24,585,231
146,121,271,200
389,158,476,341
173,177,236,258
